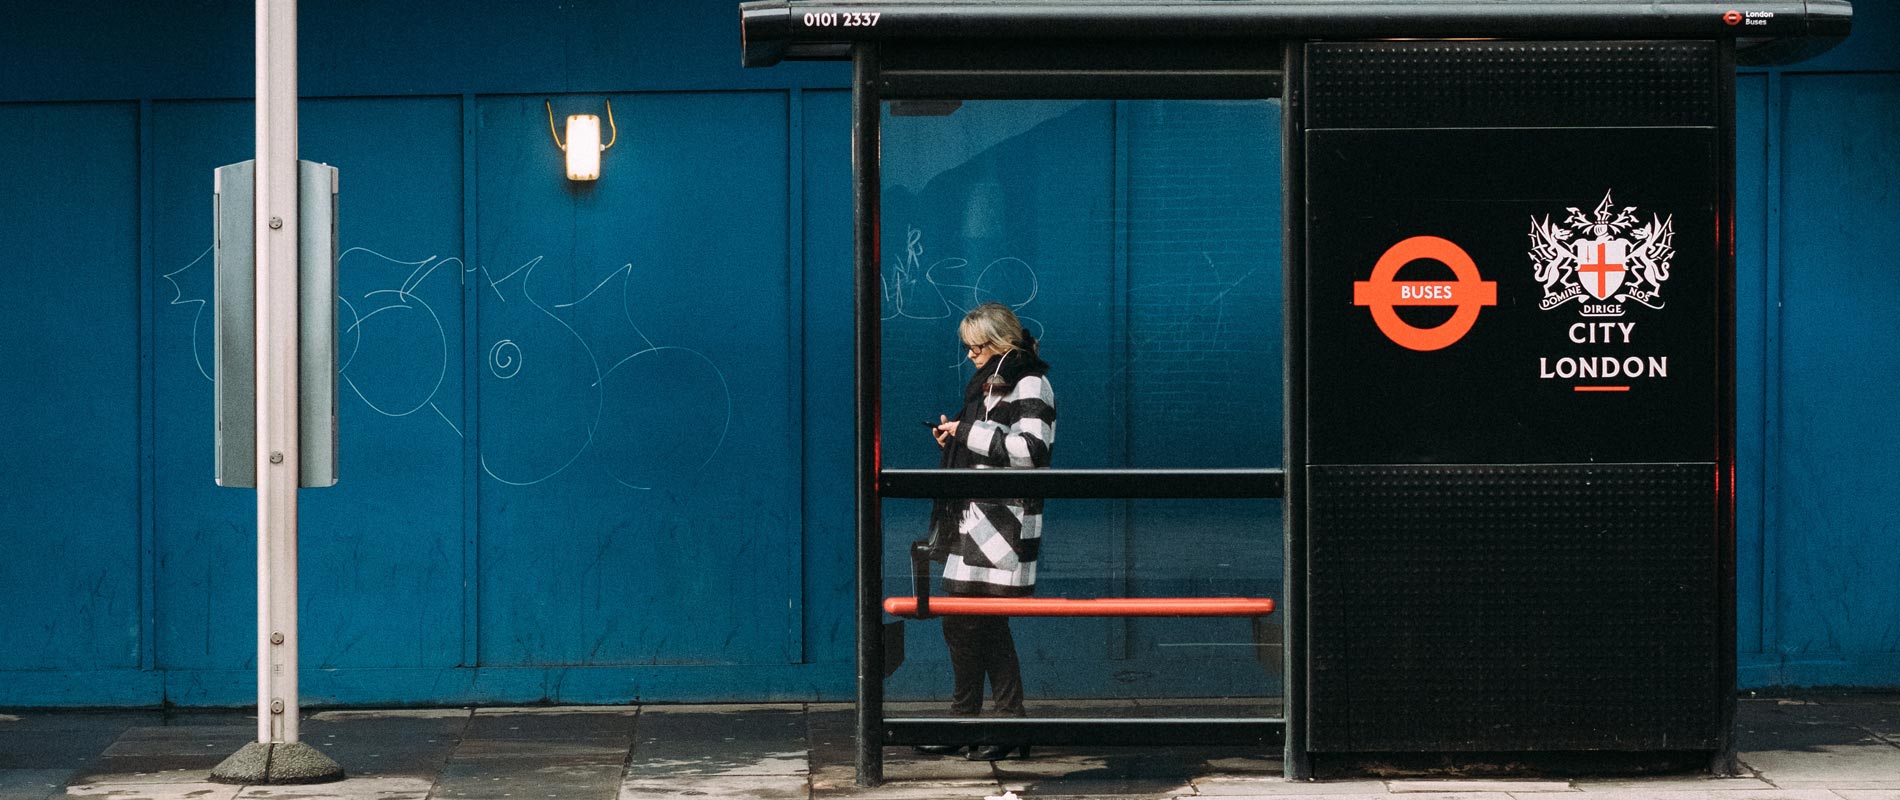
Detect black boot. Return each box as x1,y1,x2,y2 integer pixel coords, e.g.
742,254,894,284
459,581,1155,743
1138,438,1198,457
913,744,967,756
967,744,1030,761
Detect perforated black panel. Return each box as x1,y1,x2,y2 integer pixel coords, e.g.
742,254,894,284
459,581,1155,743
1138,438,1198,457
1307,41,1719,130
1307,464,1720,752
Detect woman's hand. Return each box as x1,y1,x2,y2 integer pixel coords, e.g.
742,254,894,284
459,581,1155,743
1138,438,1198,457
933,415,958,448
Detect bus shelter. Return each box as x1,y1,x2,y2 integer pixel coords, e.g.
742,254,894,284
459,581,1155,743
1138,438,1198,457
739,0,1850,785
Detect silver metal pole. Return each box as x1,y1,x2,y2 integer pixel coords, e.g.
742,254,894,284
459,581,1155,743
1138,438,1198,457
255,0,301,746
214,6,338,781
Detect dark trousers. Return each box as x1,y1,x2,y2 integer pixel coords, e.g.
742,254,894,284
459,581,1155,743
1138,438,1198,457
942,613,1024,717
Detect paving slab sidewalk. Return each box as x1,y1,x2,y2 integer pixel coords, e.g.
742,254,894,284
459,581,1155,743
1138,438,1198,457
1,696,1896,800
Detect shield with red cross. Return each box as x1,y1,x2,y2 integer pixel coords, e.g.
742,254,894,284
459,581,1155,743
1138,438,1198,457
1574,237,1629,300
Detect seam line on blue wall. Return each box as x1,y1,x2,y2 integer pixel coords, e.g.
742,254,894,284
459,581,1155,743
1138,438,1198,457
1732,73,1768,663
1761,70,1784,668
139,97,159,677
1110,101,1133,662
787,87,808,665
461,93,483,668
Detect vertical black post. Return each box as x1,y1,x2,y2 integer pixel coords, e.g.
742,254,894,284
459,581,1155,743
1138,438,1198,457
1713,36,1741,778
852,42,885,789
1279,39,1312,782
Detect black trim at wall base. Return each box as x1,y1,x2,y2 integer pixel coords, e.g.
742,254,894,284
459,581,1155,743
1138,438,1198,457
1311,751,1718,780
886,718,1284,748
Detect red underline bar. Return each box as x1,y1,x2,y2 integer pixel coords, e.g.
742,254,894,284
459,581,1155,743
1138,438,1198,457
1574,385,1631,392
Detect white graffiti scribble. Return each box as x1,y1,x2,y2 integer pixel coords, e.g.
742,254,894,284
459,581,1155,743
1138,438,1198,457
161,246,216,382
1114,251,1263,380
883,226,1044,369
473,255,733,490
577,263,734,490
884,226,1040,324
163,245,732,491
488,340,522,379
337,247,455,426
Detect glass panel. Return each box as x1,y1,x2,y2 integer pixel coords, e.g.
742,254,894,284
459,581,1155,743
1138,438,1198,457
879,99,1283,472
877,98,1285,714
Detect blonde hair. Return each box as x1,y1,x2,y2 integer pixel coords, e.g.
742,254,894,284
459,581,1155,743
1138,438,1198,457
959,302,1029,354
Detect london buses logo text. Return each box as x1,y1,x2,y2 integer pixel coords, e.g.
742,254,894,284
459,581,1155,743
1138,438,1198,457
1528,190,1676,390
1353,236,1495,352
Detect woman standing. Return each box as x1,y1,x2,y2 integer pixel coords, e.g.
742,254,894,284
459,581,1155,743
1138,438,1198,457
924,302,1056,761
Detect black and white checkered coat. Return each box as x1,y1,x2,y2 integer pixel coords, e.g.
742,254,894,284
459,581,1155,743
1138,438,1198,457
941,352,1056,597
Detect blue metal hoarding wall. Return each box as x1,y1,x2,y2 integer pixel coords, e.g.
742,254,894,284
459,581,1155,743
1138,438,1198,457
0,101,146,695
0,0,1896,705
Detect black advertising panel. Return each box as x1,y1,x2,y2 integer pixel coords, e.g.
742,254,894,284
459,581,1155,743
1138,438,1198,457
1306,463,1720,753
1298,40,1732,759
1307,127,1720,465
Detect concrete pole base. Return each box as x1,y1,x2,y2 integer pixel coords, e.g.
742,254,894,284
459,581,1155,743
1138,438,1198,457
209,741,345,785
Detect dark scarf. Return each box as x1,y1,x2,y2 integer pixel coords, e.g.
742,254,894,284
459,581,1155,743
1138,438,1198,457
924,336,1048,557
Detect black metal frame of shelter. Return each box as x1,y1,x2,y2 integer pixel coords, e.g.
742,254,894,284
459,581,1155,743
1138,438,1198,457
853,41,1290,786
739,0,1851,787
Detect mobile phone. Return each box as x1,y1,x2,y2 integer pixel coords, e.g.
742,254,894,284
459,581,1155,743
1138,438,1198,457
921,420,940,428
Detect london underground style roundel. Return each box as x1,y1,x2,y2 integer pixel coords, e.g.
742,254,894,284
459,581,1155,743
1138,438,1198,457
1352,235,1497,351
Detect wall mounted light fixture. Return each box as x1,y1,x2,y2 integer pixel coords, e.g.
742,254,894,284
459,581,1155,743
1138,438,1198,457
547,99,617,181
